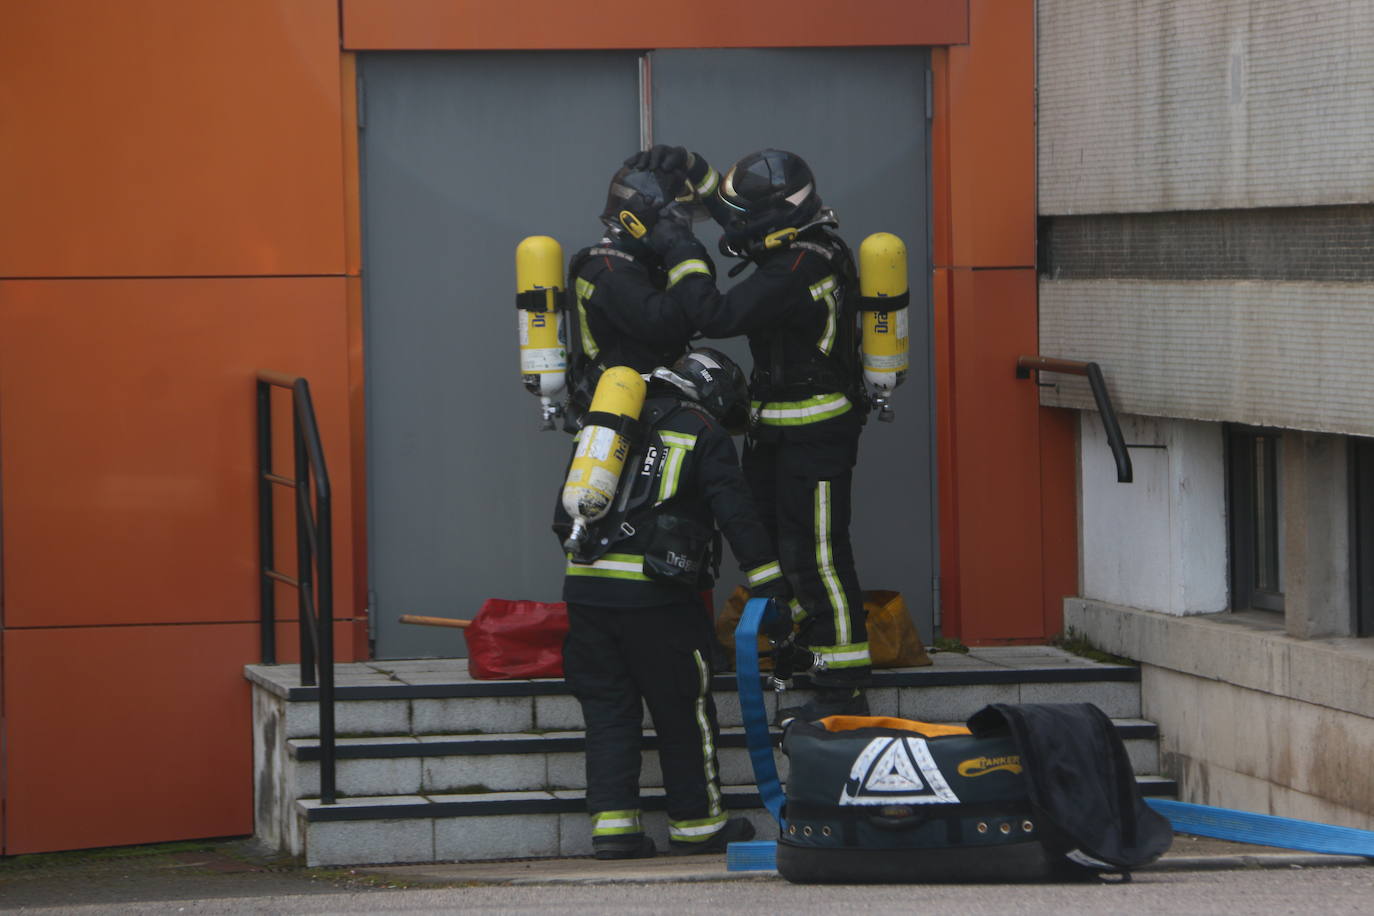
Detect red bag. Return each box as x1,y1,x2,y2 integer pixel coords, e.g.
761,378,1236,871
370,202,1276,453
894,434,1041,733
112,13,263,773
465,599,569,680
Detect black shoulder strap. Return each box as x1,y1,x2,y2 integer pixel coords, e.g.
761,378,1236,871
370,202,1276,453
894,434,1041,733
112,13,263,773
565,246,631,418
577,399,691,561
564,247,594,397
817,232,865,407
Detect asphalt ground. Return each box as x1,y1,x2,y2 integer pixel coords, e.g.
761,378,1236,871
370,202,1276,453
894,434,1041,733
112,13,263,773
1,833,1369,911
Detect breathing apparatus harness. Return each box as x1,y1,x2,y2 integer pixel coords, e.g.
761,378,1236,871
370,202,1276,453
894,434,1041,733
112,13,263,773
561,242,661,429
562,372,724,587
723,217,868,417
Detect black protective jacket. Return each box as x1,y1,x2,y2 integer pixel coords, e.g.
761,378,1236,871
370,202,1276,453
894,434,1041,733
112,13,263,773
675,228,861,442
556,391,783,608
567,241,710,384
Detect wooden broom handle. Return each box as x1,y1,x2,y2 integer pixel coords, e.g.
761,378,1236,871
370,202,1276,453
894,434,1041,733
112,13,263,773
398,614,472,629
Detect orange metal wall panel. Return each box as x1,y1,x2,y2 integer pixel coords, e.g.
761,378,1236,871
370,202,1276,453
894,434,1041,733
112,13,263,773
0,0,346,278
344,275,370,659
342,0,969,50
1038,407,1079,638
942,0,1035,269
932,268,963,636
340,54,365,280
3,625,256,854
949,268,1043,643
930,48,955,270
0,277,357,629
928,0,1046,641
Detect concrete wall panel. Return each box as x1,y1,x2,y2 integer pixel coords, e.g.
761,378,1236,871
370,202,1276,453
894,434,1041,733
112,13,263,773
1079,415,1227,616
1039,278,1374,437
1146,664,1374,829
1039,0,1374,214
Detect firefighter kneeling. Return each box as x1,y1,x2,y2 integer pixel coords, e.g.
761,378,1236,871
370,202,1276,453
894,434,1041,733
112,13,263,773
555,350,790,859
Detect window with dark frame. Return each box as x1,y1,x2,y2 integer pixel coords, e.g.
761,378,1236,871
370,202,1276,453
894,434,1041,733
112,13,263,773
1227,426,1285,613
1353,438,1374,637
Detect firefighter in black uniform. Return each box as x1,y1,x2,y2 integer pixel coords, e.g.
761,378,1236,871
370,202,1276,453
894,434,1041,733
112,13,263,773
627,145,872,724
557,349,789,859
563,163,719,418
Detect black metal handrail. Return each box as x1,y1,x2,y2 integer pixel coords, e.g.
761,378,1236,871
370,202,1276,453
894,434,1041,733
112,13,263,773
1017,356,1134,483
256,370,337,804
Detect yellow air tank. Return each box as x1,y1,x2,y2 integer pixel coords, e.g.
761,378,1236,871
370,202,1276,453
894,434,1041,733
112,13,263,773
560,366,647,551
516,235,567,429
858,232,910,422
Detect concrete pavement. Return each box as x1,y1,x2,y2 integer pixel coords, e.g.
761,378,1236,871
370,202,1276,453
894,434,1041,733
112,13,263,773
2,833,1368,911
359,833,1368,886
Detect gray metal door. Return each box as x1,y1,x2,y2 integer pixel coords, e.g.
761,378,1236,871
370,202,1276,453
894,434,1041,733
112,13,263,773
360,48,935,659
650,48,936,645
359,52,640,658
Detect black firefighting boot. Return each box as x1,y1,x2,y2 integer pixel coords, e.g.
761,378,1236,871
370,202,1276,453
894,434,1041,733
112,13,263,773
593,833,656,860
668,817,756,855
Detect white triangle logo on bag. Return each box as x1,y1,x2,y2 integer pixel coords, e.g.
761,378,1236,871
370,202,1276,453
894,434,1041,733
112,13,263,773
839,737,961,806
864,740,926,791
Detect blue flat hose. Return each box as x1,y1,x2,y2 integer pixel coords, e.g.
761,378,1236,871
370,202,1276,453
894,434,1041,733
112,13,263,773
1147,798,1374,857
735,597,787,827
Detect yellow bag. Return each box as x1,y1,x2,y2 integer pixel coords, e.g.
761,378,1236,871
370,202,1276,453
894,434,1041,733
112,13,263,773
715,586,931,670
863,589,932,668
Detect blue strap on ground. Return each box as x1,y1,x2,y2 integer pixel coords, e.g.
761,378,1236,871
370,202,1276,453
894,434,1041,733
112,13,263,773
735,597,787,828
725,839,778,872
1147,798,1374,857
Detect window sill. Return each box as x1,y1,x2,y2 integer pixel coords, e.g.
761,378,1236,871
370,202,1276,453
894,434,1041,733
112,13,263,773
1065,598,1374,719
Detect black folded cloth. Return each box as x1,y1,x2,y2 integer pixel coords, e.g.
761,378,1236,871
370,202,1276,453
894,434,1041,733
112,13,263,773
968,702,1174,870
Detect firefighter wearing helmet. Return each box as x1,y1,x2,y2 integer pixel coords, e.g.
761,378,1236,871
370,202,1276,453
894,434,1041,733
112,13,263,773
555,347,788,859
560,160,719,423
625,145,873,725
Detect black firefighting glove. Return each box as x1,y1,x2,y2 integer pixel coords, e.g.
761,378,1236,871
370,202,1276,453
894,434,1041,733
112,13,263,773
645,212,697,258
625,144,689,195
625,146,714,200
753,581,795,641
751,576,793,608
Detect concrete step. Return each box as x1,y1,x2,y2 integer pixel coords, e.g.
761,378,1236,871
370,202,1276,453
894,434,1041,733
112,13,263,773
294,776,1180,867
247,652,1143,739
249,648,1158,866
285,720,1162,797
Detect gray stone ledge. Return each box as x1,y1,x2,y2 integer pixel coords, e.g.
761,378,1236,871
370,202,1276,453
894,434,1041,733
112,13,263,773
1065,598,1374,717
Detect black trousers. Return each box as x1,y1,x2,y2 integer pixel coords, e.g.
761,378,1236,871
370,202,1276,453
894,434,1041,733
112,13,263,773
743,423,871,687
563,599,724,830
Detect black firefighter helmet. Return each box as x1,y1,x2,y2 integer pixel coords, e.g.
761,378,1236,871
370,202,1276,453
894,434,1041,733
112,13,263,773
671,348,750,435
600,166,677,242
715,148,824,255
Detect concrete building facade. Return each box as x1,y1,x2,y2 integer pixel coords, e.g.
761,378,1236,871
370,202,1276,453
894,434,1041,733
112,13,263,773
1038,0,1374,829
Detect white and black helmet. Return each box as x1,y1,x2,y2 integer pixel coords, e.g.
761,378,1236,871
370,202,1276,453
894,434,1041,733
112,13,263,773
671,348,750,433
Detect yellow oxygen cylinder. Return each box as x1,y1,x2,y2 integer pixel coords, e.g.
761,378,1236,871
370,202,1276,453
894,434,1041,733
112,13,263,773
516,235,567,429
858,232,910,422
560,366,647,551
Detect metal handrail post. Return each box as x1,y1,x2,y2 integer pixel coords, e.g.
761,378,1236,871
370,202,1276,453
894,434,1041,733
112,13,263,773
293,402,317,686
295,379,336,804
256,380,277,665
255,370,337,802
